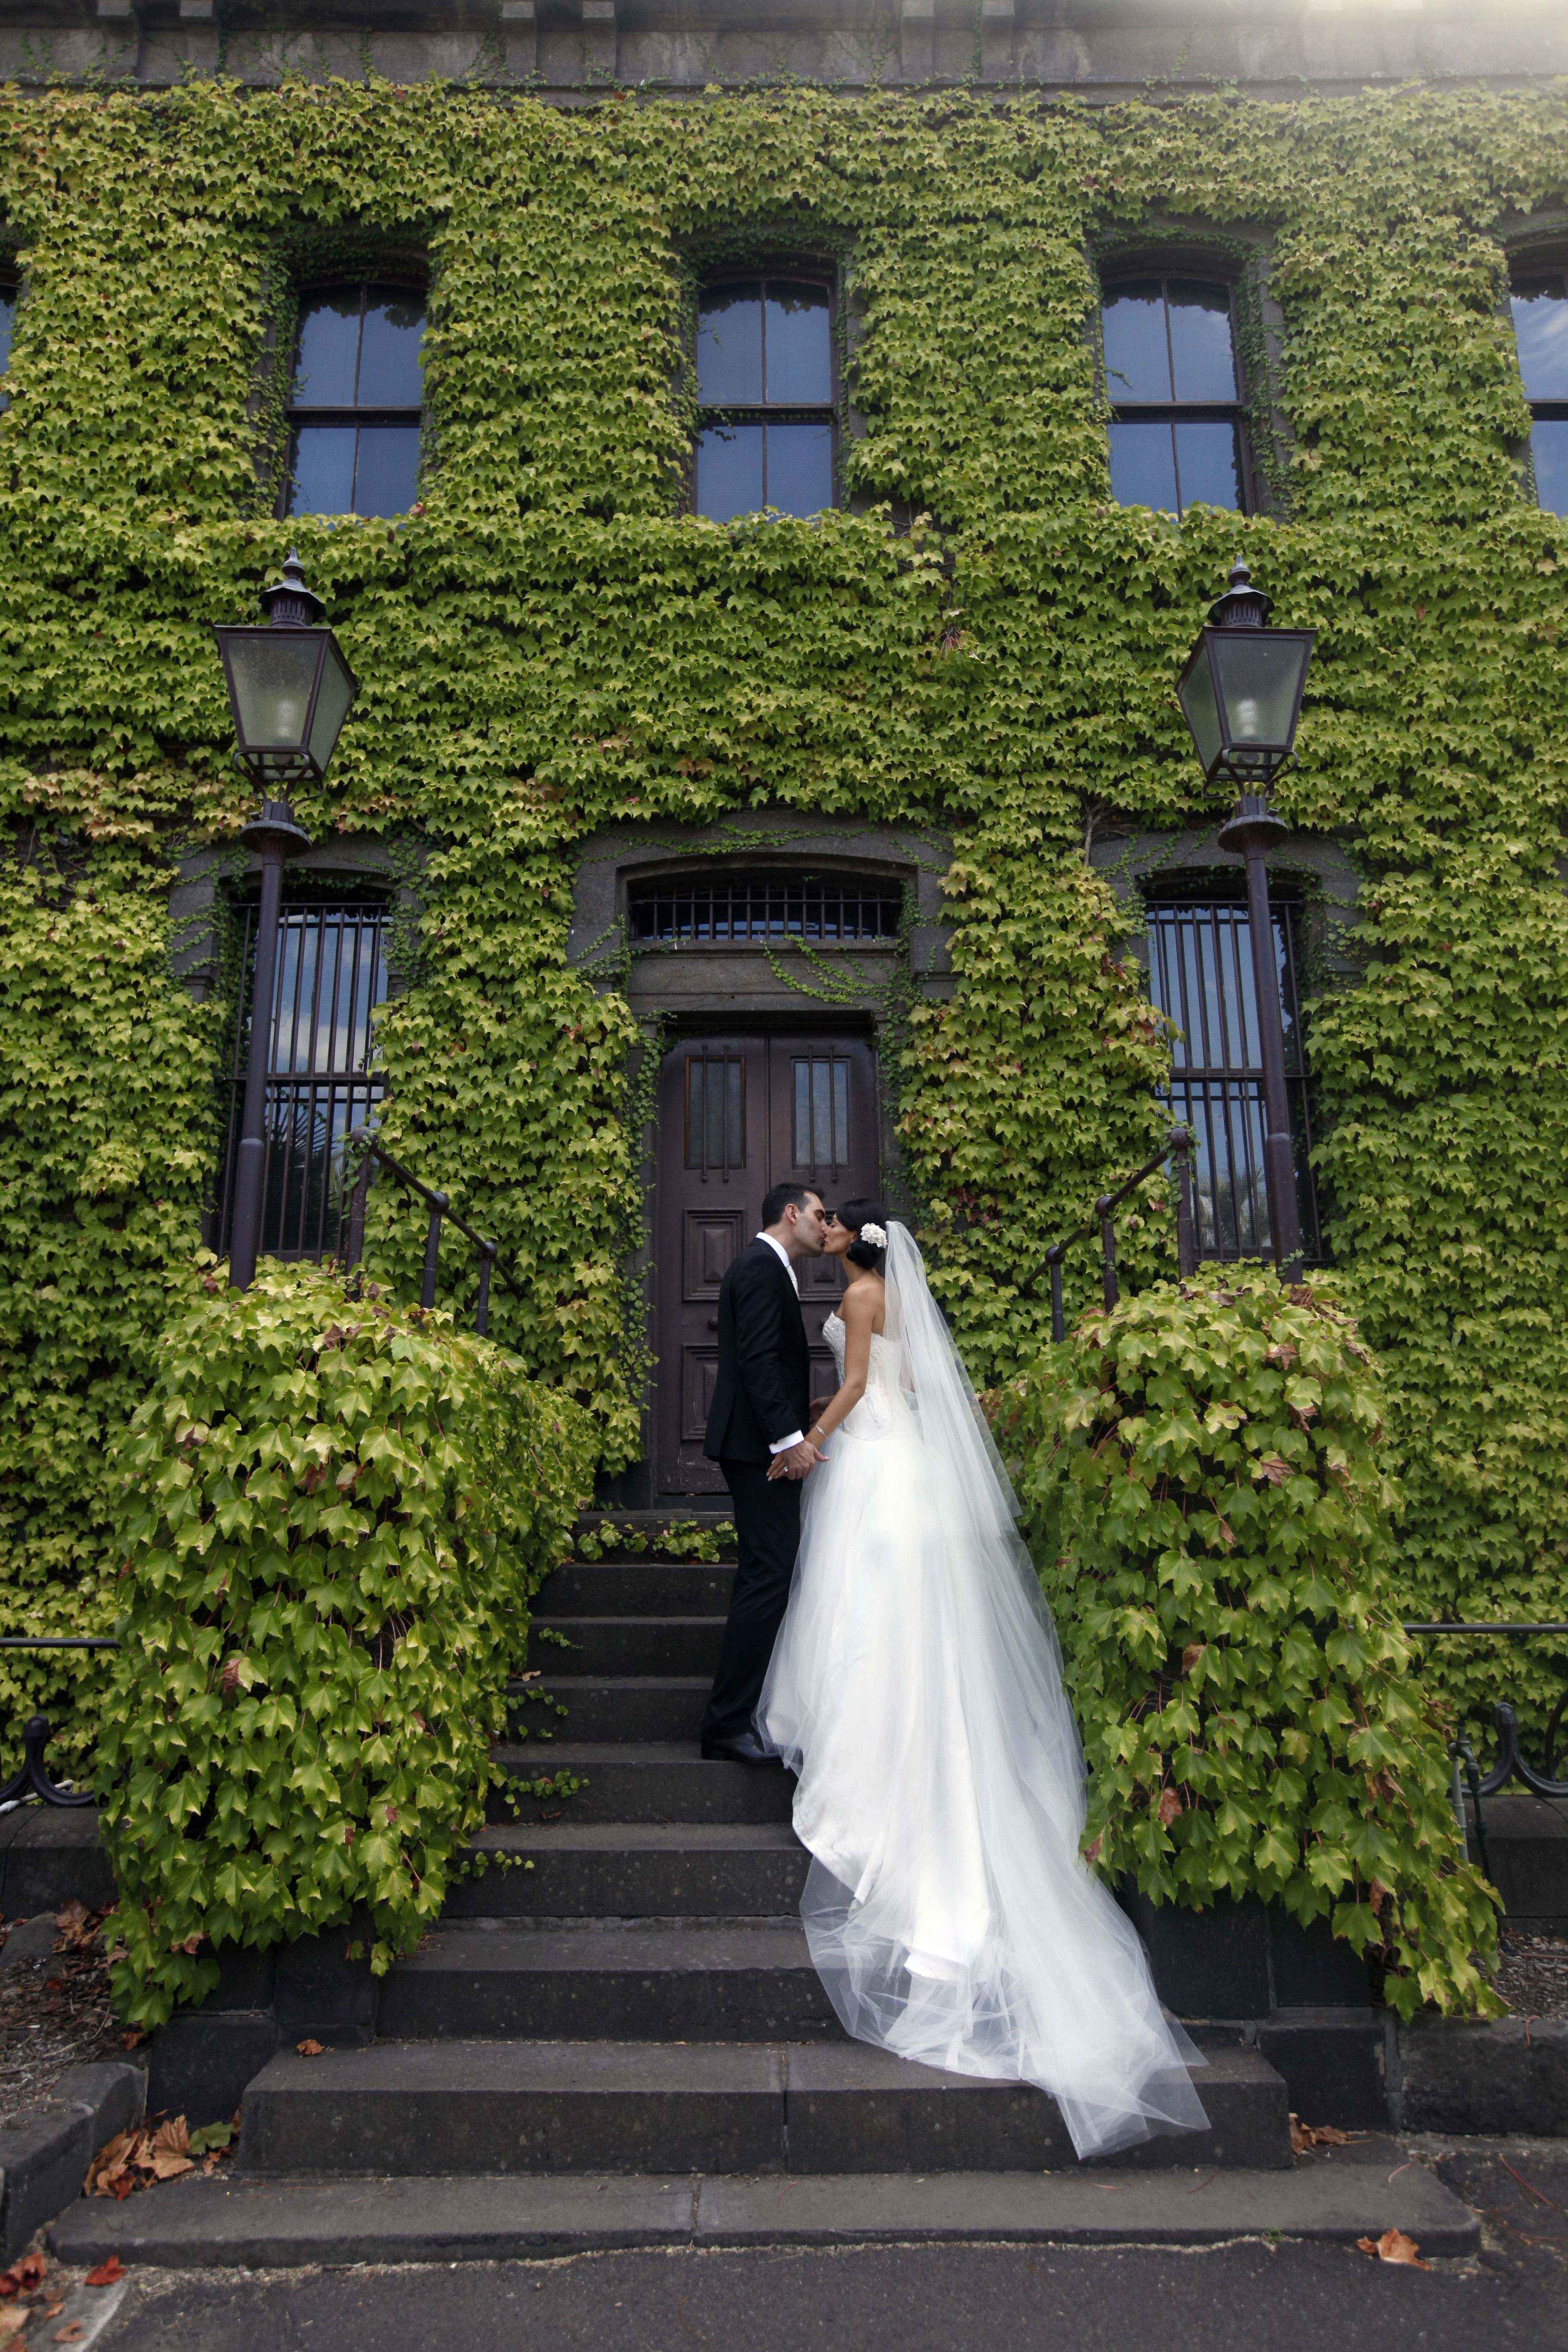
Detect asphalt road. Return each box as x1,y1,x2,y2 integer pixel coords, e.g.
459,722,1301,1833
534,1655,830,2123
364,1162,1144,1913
92,2143,1568,2352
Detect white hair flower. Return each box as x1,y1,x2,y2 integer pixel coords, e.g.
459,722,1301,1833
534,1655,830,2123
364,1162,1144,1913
858,1222,887,1249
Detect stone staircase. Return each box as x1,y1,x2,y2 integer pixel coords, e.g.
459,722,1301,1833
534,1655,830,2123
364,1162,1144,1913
49,1514,1482,2266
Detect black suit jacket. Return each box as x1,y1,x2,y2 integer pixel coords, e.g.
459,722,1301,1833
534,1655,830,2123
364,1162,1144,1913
703,1238,811,1465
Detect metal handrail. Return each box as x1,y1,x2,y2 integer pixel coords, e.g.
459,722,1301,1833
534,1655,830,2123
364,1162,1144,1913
343,1131,516,1336
0,1636,118,1809
1039,1126,1199,1342
1398,1620,1568,1879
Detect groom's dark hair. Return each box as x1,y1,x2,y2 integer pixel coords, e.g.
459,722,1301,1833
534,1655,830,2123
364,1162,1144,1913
761,1181,818,1230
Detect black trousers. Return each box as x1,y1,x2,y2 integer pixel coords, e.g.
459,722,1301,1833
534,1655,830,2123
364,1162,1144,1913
701,1458,802,1749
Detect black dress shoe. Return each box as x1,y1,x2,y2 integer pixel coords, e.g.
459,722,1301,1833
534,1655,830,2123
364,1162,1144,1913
701,1730,773,1764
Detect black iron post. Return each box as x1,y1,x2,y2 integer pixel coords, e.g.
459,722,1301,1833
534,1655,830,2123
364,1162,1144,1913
229,796,310,1289
1217,793,1302,1282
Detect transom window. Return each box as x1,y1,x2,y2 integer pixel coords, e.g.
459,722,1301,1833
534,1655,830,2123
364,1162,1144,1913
694,274,836,522
1510,266,1568,516
218,897,388,1260
629,873,901,946
286,281,426,519
1145,890,1319,1263
1102,275,1249,516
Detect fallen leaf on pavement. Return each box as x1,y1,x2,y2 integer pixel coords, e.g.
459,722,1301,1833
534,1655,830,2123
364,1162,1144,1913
85,2259,123,2288
0,2309,30,2343
54,2326,85,2343
0,2254,47,2298
296,2039,325,2057
1292,2115,1365,2154
1357,2228,1428,2268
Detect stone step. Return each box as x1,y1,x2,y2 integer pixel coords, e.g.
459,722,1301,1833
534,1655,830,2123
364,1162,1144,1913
509,1677,709,1743
448,1823,807,1919
531,1617,726,1678
577,1507,733,1551
232,2038,1291,2178
538,1561,736,1616
52,2146,1482,2269
494,1744,796,1824
376,1922,838,2044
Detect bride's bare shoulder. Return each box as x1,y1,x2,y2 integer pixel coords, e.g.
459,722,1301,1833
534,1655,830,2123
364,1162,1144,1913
839,1276,886,1333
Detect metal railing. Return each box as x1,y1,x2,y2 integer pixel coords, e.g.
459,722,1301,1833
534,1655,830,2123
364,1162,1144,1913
1400,1621,1568,1882
343,1132,514,1336
0,1637,118,1809
1040,1126,1200,1343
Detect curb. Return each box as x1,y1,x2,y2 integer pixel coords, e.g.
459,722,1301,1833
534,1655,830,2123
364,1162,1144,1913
0,2062,145,2262
1395,2017,1568,2136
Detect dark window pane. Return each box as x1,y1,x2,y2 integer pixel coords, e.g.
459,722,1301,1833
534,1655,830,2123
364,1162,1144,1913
698,282,763,405
696,420,765,520
764,282,831,404
293,288,360,406
1533,418,1568,516
1101,281,1170,402
1167,280,1238,402
1174,420,1242,511
1109,417,1179,511
0,286,14,379
1511,281,1568,402
289,423,357,515
764,420,833,516
357,290,425,405
352,423,421,516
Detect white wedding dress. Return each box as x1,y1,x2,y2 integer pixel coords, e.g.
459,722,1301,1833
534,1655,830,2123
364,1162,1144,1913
757,1222,1209,2161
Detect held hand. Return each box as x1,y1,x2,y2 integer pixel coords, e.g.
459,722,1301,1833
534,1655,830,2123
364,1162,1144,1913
768,1437,825,1482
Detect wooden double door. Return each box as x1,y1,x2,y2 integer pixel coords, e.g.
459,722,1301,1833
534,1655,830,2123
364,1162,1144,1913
655,1032,881,1495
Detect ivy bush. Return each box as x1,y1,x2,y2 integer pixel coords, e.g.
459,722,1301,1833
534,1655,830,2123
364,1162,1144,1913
998,1269,1500,2019
96,1262,595,2029
1,76,1566,1763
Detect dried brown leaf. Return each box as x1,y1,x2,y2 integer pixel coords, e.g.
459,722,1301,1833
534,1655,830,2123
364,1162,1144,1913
85,2259,123,2288
296,2038,325,2058
1256,1454,1289,1486
1358,2228,1428,2267
1156,1787,1183,1828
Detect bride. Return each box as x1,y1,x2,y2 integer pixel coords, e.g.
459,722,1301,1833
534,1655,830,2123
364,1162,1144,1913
756,1201,1210,2162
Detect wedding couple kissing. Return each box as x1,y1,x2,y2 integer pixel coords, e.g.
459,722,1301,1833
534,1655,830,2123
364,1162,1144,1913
696,1183,1210,2162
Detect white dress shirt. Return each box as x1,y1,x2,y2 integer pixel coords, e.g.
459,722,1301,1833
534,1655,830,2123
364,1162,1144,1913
756,1231,805,1453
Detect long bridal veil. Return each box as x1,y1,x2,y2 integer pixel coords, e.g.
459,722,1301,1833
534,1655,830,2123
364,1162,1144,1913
758,1220,1209,2161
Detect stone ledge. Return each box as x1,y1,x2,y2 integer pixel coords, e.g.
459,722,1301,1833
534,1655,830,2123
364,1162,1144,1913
1395,2017,1568,2138
46,2146,1481,2268
0,2061,144,2263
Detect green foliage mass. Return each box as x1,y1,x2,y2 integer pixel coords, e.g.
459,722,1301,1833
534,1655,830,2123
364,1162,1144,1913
1000,1269,1501,2017
0,76,1565,1761
97,1261,595,2028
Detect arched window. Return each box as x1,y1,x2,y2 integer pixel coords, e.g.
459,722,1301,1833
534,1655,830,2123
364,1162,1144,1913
1101,273,1250,517
1510,263,1568,516
285,281,426,518
693,273,836,522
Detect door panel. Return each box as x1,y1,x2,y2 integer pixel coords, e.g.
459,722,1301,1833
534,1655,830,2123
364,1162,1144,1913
655,1034,880,1494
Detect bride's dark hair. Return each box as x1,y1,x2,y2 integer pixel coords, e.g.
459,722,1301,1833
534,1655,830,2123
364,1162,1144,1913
837,1197,889,1274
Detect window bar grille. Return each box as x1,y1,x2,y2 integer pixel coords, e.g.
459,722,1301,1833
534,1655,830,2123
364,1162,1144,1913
221,900,388,1262
1148,897,1318,1264
630,876,902,947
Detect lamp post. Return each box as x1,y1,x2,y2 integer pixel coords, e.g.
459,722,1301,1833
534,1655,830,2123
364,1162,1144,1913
213,552,358,1289
1176,561,1315,1282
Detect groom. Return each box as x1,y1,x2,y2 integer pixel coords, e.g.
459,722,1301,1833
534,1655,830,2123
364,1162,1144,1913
699,1182,827,1763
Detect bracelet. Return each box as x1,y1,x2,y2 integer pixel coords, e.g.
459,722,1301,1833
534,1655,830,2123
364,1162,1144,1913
807,1426,825,1446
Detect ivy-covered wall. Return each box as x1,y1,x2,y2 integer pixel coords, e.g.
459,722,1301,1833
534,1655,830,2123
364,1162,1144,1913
2,77,1566,1750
